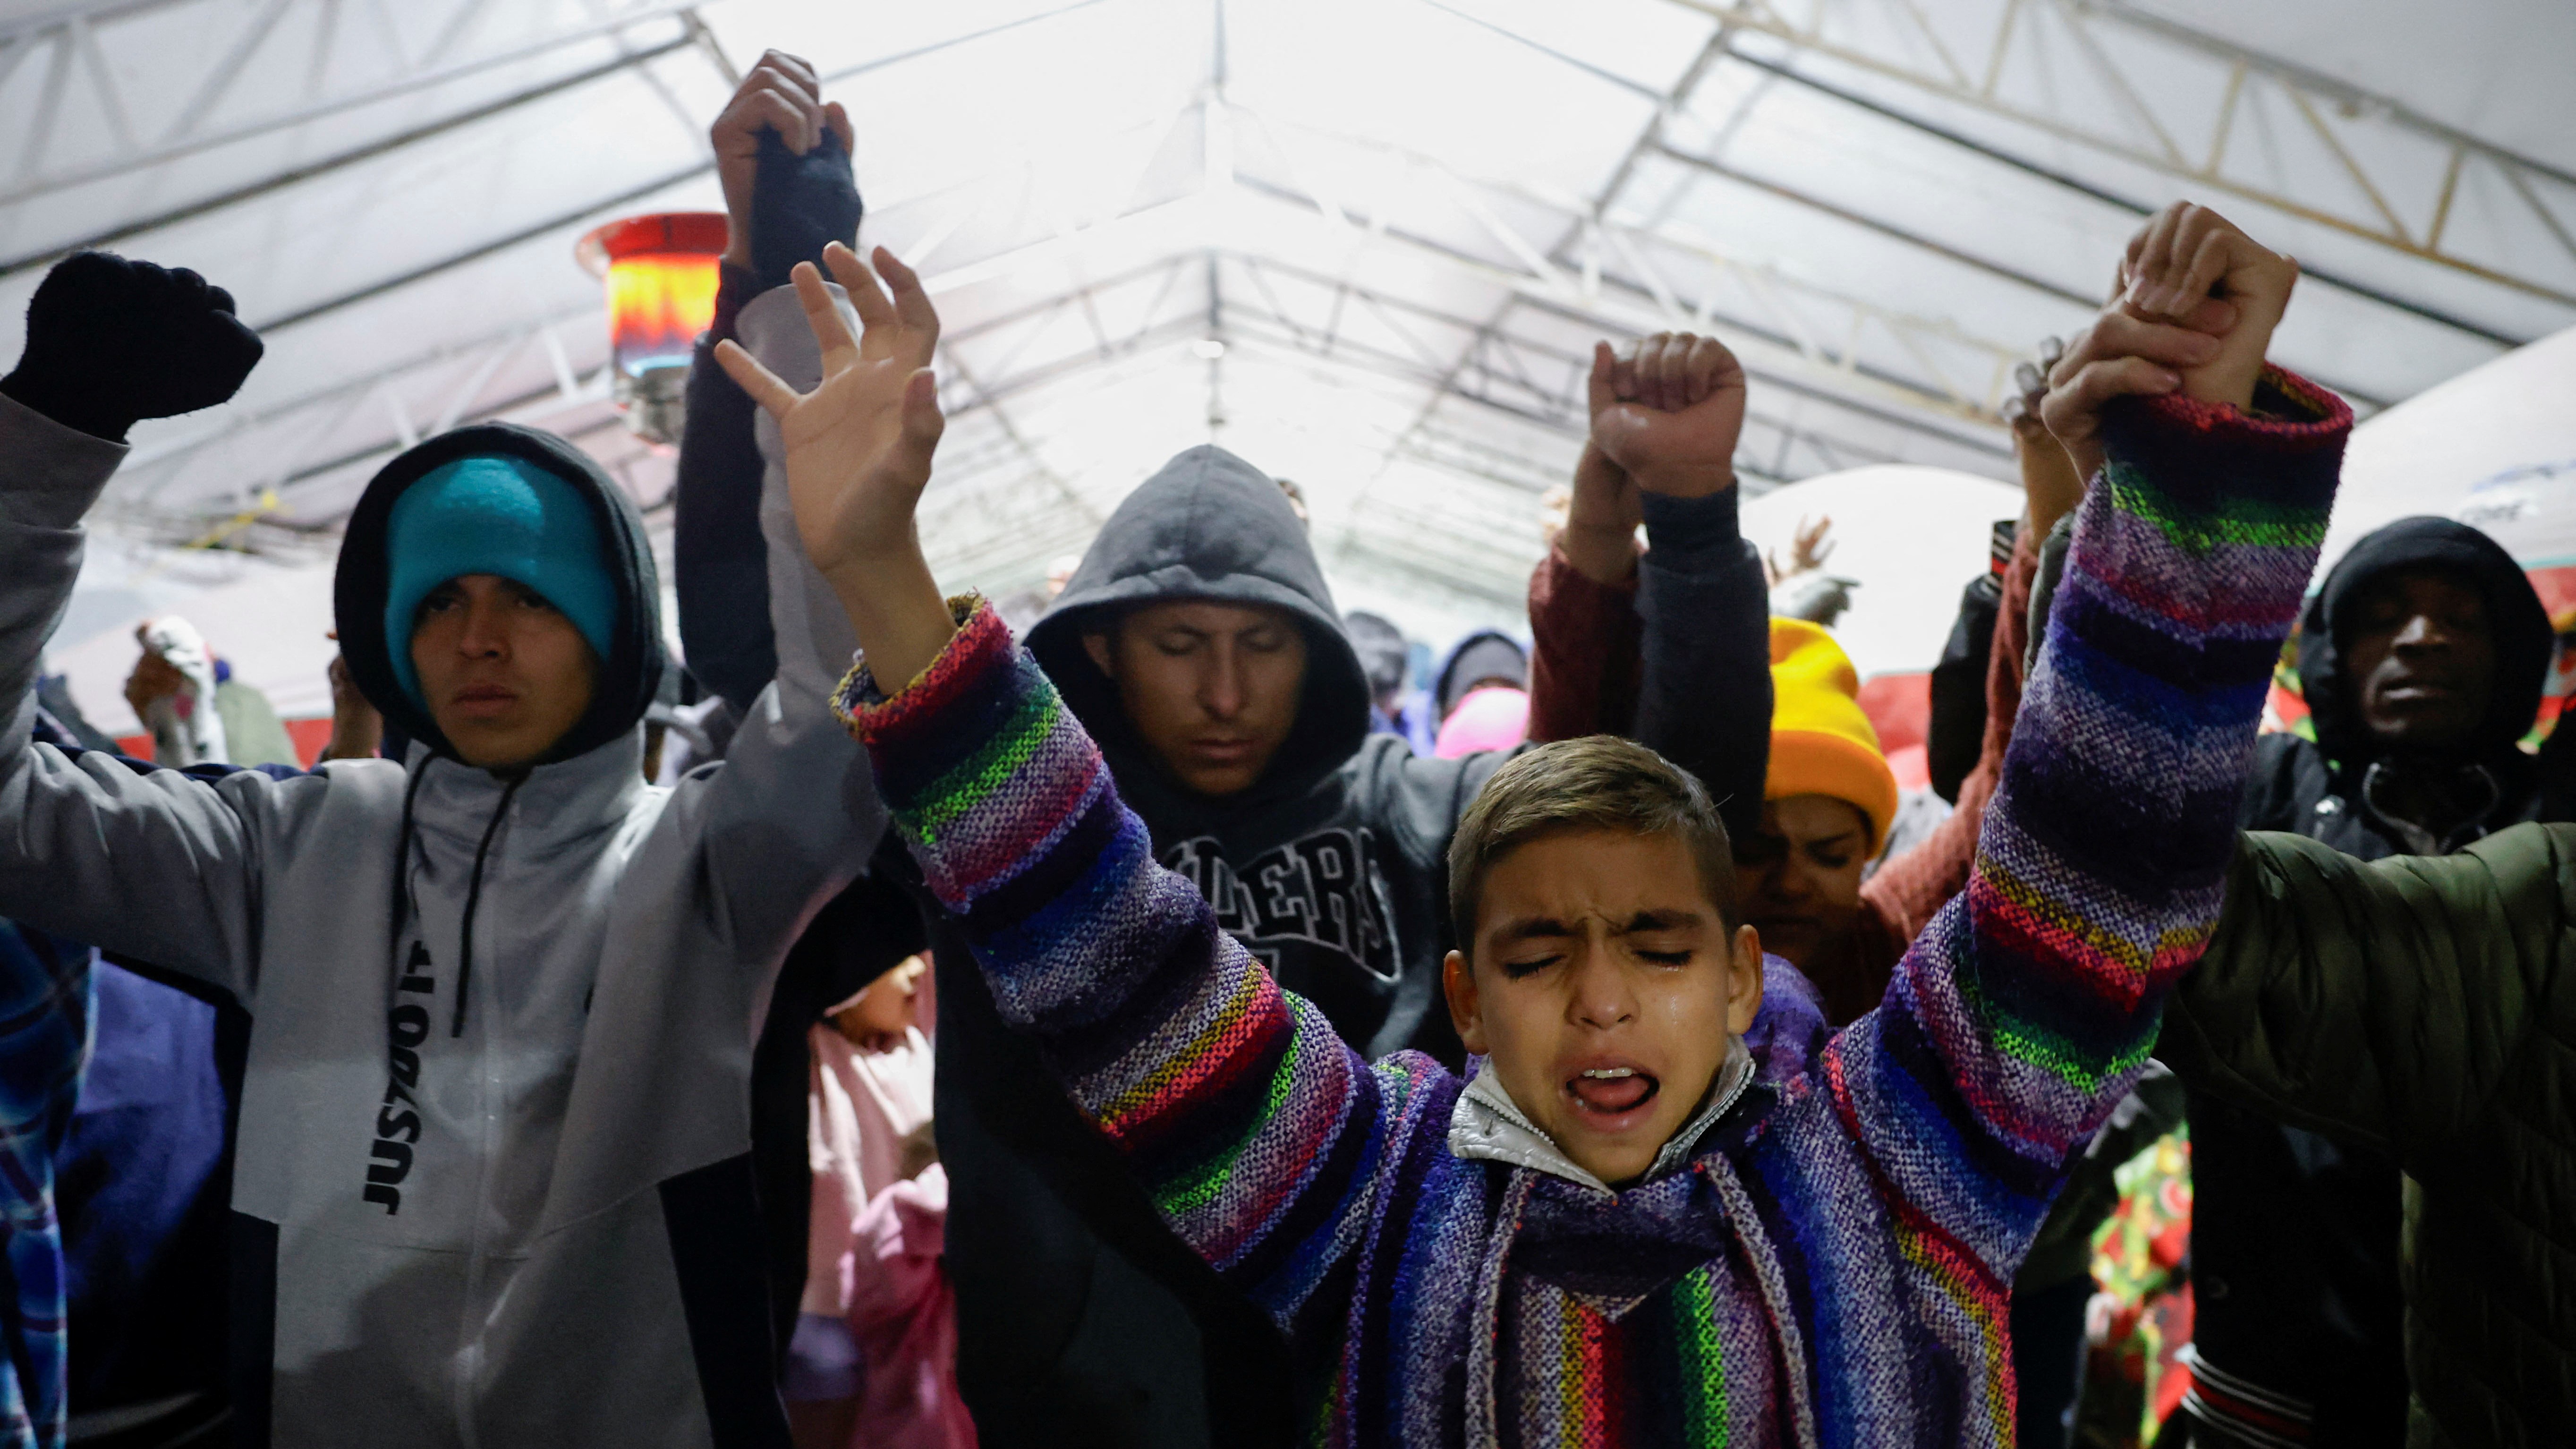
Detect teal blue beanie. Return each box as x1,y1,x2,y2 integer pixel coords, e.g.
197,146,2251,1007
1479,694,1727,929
383,455,619,706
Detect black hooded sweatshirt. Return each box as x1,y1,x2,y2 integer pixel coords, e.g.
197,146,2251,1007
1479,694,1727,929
2183,515,2555,1446
335,421,668,762
883,444,1765,1448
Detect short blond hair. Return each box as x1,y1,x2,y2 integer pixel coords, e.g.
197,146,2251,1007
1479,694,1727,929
1447,736,1738,955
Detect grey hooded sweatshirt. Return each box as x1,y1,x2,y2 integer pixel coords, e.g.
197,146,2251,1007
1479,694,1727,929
0,390,884,1448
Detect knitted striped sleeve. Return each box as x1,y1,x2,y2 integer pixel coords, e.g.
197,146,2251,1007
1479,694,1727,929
1825,370,2349,1283
839,603,1400,1322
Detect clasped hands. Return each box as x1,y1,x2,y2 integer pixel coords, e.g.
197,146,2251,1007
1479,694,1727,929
2042,202,2300,483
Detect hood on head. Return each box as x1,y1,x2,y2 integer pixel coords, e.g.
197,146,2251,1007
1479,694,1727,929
1343,610,1411,702
1434,629,1527,721
2297,515,2552,770
1024,444,1369,796
334,422,665,766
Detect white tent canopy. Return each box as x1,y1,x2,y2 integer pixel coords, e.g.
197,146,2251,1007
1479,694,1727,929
7,0,2572,720
2327,322,2576,570
1743,465,2023,681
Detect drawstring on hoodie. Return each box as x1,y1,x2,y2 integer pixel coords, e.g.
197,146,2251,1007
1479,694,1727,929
451,775,523,1037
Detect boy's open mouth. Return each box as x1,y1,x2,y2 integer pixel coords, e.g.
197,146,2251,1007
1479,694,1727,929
1565,1065,1659,1117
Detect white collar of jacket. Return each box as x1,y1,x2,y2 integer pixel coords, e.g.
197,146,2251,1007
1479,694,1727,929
1447,1036,1756,1194
401,728,648,852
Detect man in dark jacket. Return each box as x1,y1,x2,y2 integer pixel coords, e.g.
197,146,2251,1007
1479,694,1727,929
2178,514,2554,1447
2163,821,2576,1448
681,172,1776,1441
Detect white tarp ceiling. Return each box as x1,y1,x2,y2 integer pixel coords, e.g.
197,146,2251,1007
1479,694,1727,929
5,0,2572,678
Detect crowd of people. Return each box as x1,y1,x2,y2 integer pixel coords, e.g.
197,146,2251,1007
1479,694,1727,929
0,46,2570,1449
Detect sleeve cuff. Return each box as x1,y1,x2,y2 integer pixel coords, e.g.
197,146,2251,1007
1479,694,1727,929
1638,487,1741,564
2100,364,2350,525
1538,540,1638,600
2126,364,2353,452
0,391,129,529
832,594,1001,746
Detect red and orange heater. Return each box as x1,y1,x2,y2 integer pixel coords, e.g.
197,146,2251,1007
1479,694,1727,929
576,212,727,446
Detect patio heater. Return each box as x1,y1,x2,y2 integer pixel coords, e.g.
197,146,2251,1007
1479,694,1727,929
575,212,728,446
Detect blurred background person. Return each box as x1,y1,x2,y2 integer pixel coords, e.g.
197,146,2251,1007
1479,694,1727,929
122,615,298,768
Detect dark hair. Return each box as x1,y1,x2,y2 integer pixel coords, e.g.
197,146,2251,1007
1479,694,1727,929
1448,735,1737,955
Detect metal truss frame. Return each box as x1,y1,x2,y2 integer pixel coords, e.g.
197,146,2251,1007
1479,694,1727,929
0,0,708,208
40,0,2038,596
1656,0,2576,310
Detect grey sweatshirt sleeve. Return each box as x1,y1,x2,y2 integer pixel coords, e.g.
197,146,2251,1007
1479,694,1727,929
1633,488,1772,840
668,282,889,964
0,393,267,996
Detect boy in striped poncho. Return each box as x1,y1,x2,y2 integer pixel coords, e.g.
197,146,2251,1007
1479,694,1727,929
717,203,2344,1444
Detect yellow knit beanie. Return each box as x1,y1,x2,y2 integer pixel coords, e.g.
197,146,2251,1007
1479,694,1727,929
1765,616,1899,849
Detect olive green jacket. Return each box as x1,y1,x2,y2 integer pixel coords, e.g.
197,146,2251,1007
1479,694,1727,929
2161,823,2576,1449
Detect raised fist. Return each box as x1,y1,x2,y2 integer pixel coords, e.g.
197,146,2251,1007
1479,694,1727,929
1588,331,1746,499
2,251,263,442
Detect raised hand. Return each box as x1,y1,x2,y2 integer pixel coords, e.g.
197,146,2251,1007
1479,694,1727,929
710,51,855,277
1557,346,1645,584
2119,202,2296,413
1590,331,1746,499
1,251,264,442
714,242,956,688
1557,331,1748,584
2006,339,2087,540
2044,203,2296,485
1769,513,1834,584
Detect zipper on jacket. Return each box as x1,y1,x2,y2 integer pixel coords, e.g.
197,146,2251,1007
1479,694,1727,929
451,775,524,1036
450,777,520,1449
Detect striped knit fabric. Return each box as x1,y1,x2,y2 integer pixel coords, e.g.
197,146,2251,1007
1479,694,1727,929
844,369,2349,1447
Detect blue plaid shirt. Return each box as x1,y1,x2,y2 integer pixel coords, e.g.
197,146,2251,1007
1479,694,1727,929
0,916,89,1449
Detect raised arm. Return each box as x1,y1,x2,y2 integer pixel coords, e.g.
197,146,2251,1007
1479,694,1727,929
2159,825,2564,1168
674,51,860,714
0,255,275,996
717,246,1403,1324
1830,204,2341,1277
1525,333,1771,837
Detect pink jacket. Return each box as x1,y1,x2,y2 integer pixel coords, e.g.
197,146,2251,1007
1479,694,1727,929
842,1166,973,1449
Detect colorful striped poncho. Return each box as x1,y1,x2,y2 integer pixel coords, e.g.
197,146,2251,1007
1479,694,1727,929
843,372,2348,1446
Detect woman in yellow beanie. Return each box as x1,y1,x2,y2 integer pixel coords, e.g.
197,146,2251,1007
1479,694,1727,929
1734,617,1908,1022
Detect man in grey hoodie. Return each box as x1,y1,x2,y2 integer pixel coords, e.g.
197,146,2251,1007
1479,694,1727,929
0,251,886,1447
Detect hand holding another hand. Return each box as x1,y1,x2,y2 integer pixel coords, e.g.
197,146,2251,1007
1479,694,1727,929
710,51,855,279
2120,202,2296,411
2042,202,2296,485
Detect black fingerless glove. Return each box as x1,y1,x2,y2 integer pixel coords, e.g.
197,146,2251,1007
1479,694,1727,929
0,251,264,442
749,128,865,293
